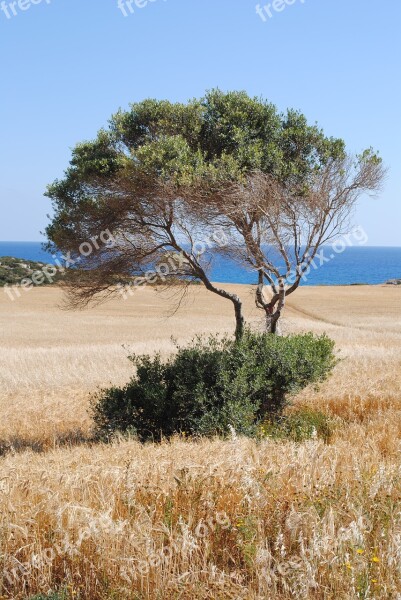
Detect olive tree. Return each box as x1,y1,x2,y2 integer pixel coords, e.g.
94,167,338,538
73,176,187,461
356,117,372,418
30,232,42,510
46,90,376,338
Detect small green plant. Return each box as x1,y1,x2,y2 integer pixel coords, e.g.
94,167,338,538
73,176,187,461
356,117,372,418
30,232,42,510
259,408,336,443
91,330,337,442
27,592,68,600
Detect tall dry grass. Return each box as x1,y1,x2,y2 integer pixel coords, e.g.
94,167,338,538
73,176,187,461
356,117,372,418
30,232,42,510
0,284,400,598
2,435,401,599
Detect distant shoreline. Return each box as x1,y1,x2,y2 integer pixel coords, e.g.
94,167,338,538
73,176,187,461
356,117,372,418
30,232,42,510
1,242,401,287
1,253,400,291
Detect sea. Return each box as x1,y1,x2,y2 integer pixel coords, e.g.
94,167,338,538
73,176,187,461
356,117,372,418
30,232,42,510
0,241,400,286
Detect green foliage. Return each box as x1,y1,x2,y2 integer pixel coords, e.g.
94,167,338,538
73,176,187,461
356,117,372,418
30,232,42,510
134,135,206,183
46,89,348,246
259,409,336,443
91,331,337,442
0,256,63,287
113,89,347,183
357,146,382,166
27,592,68,600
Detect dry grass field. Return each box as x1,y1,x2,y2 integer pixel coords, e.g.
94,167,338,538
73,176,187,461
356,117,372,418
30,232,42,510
1,284,401,599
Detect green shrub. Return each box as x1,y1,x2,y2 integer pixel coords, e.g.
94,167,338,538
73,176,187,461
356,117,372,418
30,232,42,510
91,330,337,442
27,592,67,600
259,409,336,443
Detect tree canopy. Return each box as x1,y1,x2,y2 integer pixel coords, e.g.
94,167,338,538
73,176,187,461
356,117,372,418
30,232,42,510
47,89,346,211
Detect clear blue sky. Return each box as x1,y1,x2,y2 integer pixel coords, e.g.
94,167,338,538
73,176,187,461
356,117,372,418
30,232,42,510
1,0,400,245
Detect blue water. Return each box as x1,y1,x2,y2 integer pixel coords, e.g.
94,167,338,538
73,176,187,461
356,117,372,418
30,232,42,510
0,242,53,264
1,242,400,286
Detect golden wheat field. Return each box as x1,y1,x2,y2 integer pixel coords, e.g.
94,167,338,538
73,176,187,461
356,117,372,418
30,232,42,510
1,284,401,599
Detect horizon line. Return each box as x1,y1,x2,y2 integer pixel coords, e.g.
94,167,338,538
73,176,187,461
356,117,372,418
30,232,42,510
1,241,401,249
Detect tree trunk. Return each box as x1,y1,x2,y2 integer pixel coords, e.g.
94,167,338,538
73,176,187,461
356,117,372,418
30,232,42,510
267,312,282,335
233,297,245,341
264,285,285,335
255,272,285,335
176,248,246,342
201,277,245,341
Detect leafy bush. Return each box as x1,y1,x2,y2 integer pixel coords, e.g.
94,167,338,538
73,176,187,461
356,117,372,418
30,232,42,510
28,593,67,600
91,331,337,442
259,409,336,443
